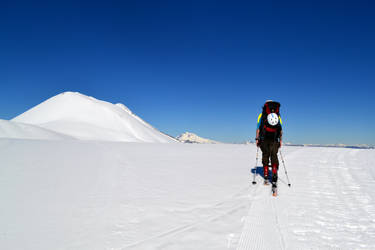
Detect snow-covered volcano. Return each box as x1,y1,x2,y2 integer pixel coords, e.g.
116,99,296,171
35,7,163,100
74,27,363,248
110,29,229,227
12,92,176,143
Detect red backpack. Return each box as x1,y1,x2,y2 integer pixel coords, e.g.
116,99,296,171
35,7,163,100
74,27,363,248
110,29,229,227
260,101,281,138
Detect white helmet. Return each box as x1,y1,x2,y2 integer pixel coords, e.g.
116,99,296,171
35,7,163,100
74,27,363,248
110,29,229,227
267,113,279,126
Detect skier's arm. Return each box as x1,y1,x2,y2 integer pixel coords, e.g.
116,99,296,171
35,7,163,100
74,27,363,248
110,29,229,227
256,113,262,146
256,129,260,146
278,117,283,148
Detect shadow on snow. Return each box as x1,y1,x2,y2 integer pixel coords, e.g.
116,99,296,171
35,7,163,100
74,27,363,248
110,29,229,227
251,166,289,186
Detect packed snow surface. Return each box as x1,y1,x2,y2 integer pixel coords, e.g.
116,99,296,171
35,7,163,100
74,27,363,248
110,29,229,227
177,132,221,144
0,119,73,140
12,92,176,143
1,140,374,250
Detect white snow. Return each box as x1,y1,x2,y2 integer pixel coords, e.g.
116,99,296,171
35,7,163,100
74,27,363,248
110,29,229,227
0,140,374,250
1,92,375,249
177,132,221,144
0,119,74,140
12,92,176,143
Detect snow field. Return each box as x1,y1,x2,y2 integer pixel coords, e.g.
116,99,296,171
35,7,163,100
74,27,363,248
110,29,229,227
0,140,255,249
0,140,374,249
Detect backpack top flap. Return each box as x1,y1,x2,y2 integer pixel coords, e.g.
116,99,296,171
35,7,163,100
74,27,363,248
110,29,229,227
263,101,280,115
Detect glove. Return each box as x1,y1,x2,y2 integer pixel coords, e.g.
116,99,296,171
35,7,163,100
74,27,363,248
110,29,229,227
256,138,261,147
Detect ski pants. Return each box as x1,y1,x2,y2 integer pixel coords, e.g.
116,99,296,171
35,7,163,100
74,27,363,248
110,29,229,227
260,139,279,168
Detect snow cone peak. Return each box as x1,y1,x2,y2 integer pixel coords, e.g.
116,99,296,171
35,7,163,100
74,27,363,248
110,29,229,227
57,91,88,99
56,92,132,115
60,91,81,96
12,92,176,143
56,91,98,101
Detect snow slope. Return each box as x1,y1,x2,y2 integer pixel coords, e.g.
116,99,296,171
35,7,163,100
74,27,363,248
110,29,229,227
0,140,374,250
177,132,221,144
12,92,176,143
0,119,73,140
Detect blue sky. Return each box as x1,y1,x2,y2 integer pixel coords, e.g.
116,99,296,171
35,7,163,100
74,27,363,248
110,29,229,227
1,0,374,145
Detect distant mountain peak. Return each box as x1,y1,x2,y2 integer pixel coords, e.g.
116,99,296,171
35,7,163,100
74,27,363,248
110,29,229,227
177,132,220,144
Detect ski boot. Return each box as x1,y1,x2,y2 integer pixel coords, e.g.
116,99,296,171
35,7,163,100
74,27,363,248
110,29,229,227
264,177,270,185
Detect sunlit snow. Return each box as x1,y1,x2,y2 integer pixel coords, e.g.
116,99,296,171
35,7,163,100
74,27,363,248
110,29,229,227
0,93,374,249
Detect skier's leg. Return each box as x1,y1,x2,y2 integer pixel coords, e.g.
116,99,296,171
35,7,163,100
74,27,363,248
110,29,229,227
270,142,279,183
270,141,279,166
260,140,270,178
271,163,278,183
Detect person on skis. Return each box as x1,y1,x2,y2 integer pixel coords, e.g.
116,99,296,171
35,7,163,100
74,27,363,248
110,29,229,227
255,100,283,186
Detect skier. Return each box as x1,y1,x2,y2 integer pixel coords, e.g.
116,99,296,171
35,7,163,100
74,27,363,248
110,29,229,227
255,101,283,193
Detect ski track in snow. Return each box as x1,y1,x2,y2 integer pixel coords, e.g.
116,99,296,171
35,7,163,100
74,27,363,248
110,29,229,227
236,158,286,250
121,184,255,249
237,147,375,250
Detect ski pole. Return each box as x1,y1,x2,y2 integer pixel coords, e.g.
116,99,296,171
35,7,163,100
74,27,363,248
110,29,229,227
279,150,291,187
252,147,259,185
